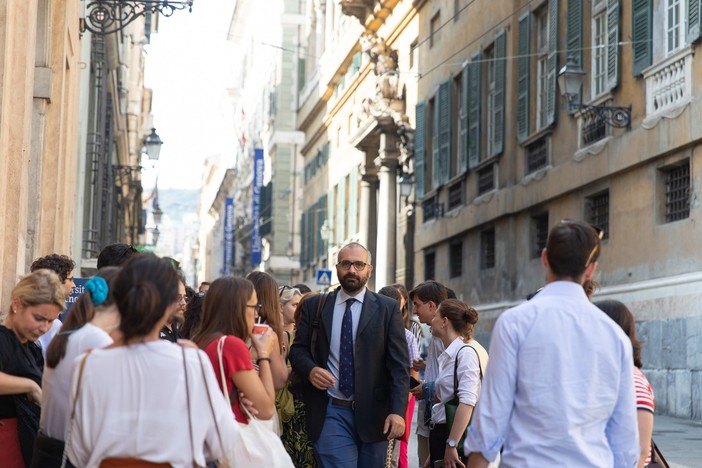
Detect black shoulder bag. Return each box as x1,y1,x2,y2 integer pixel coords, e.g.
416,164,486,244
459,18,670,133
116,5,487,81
289,293,328,397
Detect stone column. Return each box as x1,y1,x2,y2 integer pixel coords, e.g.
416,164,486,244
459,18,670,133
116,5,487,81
358,163,378,291
374,133,399,289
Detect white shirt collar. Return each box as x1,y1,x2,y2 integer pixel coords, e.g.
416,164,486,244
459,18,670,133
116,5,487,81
337,287,367,305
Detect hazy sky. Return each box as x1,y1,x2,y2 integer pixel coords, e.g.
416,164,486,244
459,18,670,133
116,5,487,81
143,1,238,190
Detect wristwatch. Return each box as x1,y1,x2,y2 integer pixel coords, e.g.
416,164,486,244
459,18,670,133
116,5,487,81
446,438,457,448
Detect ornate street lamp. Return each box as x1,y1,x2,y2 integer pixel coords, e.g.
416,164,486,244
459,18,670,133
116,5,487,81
144,128,163,161
152,204,163,225
84,0,194,36
558,55,631,129
152,226,160,246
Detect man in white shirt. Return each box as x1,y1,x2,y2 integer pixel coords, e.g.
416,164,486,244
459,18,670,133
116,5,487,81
408,281,449,467
465,220,639,467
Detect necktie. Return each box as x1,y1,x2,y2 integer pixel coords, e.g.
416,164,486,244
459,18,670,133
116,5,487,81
338,298,355,398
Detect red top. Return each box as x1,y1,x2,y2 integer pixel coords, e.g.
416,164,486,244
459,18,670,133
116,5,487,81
202,335,254,424
634,367,655,465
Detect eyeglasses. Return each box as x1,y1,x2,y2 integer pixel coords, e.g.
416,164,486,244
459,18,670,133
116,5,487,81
337,260,368,271
279,285,291,297
246,304,263,316
175,294,187,303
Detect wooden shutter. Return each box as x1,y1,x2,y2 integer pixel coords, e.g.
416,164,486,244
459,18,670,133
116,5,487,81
317,197,327,258
458,63,469,174
517,12,531,143
467,53,482,169
546,0,559,126
336,178,346,244
307,207,314,261
632,0,652,76
415,102,426,199
433,81,450,187
688,0,702,43
607,0,620,90
566,0,583,108
348,165,358,237
492,30,506,157
300,212,307,264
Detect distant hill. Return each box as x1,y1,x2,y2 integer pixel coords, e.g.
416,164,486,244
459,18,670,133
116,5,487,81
158,188,199,221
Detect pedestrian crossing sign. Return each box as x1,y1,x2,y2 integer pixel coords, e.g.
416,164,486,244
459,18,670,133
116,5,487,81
316,269,332,286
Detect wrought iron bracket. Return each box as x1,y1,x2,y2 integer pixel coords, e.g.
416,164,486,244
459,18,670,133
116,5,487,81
84,0,194,35
573,103,632,129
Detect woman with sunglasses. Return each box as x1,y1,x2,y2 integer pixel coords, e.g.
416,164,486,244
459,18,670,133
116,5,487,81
194,276,277,423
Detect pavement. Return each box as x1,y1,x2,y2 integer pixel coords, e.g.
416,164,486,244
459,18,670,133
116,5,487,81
405,411,702,467
653,414,702,467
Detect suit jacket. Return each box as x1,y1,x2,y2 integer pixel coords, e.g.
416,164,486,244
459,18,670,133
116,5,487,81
289,288,409,442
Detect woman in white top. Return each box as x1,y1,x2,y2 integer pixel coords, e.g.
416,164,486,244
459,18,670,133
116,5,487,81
33,267,120,467
427,299,488,468
66,254,236,468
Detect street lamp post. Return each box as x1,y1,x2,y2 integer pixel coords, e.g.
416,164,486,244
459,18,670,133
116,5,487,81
320,220,333,269
84,0,194,35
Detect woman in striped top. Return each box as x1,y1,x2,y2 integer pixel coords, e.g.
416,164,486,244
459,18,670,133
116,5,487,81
596,300,654,468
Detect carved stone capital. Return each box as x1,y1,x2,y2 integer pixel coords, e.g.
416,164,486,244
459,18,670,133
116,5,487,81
339,0,376,23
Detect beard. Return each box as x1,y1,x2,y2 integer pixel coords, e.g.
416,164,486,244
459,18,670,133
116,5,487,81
339,271,368,294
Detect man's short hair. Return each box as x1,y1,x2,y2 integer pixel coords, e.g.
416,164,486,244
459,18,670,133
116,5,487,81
409,280,449,305
337,242,372,264
97,243,138,269
546,220,602,280
30,254,75,282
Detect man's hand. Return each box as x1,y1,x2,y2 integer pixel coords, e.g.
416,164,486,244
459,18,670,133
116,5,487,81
410,382,424,399
309,366,336,390
412,357,426,371
383,413,405,440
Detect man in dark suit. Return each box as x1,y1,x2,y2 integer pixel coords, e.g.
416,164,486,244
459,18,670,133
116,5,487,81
290,242,409,467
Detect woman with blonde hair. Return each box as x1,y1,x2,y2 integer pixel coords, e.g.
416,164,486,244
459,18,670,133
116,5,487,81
0,269,66,467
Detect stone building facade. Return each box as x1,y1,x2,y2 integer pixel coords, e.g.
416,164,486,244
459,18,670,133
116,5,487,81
412,0,702,420
297,0,419,291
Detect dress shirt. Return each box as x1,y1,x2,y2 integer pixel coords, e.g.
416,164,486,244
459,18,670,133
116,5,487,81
463,281,639,467
416,336,445,437
326,287,366,400
405,328,420,367
431,337,481,425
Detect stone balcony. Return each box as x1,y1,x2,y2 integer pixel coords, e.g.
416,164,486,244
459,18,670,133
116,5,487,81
643,46,693,128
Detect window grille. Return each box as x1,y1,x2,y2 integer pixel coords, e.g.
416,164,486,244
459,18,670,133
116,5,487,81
477,164,495,195
532,213,549,258
525,137,548,174
481,229,495,269
581,110,607,146
586,191,610,239
665,162,690,222
447,180,463,211
449,241,463,278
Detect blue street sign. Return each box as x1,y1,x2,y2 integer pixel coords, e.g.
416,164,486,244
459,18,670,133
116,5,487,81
316,269,332,286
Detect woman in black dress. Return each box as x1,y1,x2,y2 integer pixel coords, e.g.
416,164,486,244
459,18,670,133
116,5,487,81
0,269,65,467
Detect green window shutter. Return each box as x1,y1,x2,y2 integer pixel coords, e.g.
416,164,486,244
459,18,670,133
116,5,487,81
632,0,652,76
517,12,531,143
336,178,346,244
432,96,439,189
458,63,469,174
300,212,307,264
317,197,327,259
348,166,358,237
607,0,620,90
437,80,451,185
307,207,315,261
327,189,334,246
492,30,506,157
688,0,702,43
566,0,583,107
467,53,482,169
415,102,426,199
546,0,559,126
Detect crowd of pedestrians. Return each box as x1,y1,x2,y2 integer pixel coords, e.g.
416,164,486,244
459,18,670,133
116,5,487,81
0,220,658,467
